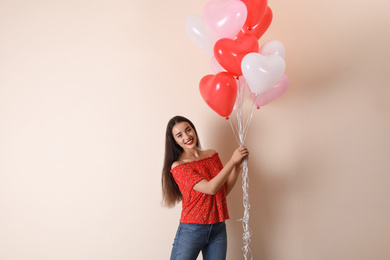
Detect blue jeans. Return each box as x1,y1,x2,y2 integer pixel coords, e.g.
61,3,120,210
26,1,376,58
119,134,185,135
170,221,227,260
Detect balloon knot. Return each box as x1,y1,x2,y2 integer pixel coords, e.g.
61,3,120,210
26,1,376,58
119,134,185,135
257,106,260,110
225,117,229,120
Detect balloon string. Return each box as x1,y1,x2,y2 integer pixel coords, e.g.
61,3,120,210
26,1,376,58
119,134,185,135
236,103,243,144
229,81,254,260
243,101,256,142
228,117,240,146
240,158,253,260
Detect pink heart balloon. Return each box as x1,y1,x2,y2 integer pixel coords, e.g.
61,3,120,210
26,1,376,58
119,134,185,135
203,0,248,40
252,74,290,107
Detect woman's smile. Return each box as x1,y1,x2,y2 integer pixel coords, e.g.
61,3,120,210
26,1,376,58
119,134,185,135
185,139,194,145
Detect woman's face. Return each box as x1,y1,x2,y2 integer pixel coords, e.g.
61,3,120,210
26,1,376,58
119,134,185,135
172,121,197,150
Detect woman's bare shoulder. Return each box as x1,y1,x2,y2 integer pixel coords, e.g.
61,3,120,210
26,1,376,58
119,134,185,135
202,149,217,157
171,161,182,169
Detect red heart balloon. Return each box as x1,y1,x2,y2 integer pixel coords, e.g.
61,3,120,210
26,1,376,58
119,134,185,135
214,34,259,76
239,6,273,39
241,0,268,28
199,72,237,117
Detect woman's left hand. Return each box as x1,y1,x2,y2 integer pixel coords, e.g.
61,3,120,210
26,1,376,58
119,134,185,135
231,146,249,165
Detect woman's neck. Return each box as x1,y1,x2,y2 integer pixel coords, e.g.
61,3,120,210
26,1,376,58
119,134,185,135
181,147,202,160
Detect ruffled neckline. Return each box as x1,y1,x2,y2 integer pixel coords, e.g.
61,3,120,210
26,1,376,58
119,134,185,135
171,152,218,170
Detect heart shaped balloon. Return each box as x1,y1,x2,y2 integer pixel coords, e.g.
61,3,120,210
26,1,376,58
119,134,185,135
239,6,273,40
241,52,286,94
214,33,259,76
241,0,268,28
251,74,290,107
199,72,237,117
186,14,216,56
203,0,247,40
259,39,286,59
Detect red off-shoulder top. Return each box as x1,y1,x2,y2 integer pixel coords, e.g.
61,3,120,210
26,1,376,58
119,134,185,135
171,153,229,224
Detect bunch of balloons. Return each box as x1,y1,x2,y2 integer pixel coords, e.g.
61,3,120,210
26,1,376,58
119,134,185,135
186,0,289,118
186,1,289,259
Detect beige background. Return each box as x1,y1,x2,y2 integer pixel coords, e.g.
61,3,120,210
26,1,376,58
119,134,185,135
1,0,390,259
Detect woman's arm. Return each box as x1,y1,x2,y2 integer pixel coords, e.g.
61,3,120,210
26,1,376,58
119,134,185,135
193,146,248,195
225,162,243,195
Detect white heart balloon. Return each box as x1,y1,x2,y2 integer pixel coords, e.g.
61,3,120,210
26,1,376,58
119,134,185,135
241,53,286,95
259,40,286,59
185,14,216,56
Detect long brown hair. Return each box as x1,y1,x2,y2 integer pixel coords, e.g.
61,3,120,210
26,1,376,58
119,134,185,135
161,116,201,207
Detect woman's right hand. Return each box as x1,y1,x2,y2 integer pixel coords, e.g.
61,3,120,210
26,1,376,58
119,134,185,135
230,146,249,165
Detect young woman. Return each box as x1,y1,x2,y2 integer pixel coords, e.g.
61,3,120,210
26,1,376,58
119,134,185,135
162,115,249,260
